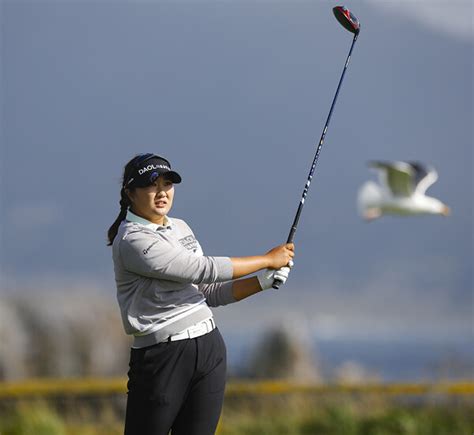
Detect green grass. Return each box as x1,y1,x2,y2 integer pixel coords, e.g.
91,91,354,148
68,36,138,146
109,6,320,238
0,402,66,435
1,395,473,435
219,403,474,435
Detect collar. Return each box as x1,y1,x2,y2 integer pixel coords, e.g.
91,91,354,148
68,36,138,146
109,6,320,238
126,210,173,231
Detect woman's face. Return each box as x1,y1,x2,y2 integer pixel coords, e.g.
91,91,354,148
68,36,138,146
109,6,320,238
127,176,175,225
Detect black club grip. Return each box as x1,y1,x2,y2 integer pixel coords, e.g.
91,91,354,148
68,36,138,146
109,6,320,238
272,277,283,290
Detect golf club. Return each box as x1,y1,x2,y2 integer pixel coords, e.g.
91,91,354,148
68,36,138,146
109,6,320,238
272,6,360,289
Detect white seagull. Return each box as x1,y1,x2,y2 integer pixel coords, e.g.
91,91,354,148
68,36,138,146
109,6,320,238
357,161,451,220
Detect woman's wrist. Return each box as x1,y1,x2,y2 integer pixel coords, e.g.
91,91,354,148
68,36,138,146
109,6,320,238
261,254,272,269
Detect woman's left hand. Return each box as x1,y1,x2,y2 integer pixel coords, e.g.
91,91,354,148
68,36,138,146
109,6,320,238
257,263,294,290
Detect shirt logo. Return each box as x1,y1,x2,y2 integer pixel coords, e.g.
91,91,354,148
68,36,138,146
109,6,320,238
179,235,198,252
143,240,160,255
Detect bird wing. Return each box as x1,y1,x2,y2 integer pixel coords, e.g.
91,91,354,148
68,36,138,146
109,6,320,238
368,161,414,197
408,161,439,194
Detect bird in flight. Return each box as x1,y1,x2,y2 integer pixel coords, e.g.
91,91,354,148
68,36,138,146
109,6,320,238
357,161,450,220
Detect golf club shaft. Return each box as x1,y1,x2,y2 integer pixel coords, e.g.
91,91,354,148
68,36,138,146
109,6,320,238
273,33,358,289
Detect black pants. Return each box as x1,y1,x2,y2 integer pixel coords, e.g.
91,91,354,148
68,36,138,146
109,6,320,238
124,328,227,435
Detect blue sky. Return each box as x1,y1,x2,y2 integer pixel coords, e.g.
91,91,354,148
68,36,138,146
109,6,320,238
1,0,472,341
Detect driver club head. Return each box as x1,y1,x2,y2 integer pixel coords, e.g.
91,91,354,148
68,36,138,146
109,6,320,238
333,6,360,34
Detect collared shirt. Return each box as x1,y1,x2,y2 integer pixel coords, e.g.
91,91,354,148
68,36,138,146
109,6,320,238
125,209,172,231
112,212,235,348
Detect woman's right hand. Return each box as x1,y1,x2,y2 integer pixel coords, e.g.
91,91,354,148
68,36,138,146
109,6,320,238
264,243,295,269
230,243,295,280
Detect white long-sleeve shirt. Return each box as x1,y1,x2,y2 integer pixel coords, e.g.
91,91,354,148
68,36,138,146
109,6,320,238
113,210,235,348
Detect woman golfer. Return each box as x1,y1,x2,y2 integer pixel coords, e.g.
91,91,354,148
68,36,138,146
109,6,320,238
108,153,294,435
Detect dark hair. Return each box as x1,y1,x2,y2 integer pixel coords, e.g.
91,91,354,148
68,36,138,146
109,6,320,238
107,156,140,246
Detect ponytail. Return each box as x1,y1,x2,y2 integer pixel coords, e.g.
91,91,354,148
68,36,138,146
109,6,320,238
108,153,163,245
107,188,131,246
